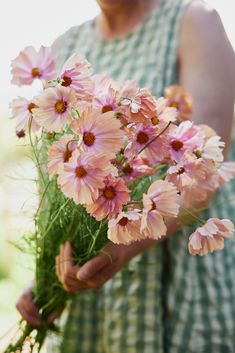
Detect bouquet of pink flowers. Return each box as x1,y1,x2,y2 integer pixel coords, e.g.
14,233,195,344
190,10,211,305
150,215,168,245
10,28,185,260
4,45,235,352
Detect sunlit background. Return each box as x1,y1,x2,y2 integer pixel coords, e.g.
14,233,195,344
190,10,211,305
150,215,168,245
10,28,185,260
0,0,234,350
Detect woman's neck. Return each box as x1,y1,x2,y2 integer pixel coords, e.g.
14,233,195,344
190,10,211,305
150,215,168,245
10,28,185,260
95,0,161,40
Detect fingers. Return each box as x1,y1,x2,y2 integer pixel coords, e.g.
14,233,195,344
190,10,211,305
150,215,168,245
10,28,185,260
76,253,111,283
56,242,89,292
47,305,65,324
16,288,41,327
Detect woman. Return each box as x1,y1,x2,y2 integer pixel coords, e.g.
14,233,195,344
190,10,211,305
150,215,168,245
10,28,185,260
17,0,235,352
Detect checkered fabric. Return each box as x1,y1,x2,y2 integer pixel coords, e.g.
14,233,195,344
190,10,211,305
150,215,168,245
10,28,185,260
47,0,235,352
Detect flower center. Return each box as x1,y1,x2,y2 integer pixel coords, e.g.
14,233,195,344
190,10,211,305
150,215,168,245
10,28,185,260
151,115,159,126
177,167,185,175
54,100,67,114
27,102,37,113
151,201,156,211
118,217,129,226
136,131,149,145
63,149,73,163
194,149,202,158
16,129,25,138
122,164,133,175
62,76,72,87
102,105,113,113
103,186,116,200
75,166,87,178
171,139,184,151
170,101,179,109
83,132,96,146
31,67,41,78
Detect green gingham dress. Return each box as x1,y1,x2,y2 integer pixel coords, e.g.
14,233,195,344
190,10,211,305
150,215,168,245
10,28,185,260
49,0,235,352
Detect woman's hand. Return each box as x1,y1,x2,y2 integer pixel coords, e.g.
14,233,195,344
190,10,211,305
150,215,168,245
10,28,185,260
56,238,157,292
16,281,62,327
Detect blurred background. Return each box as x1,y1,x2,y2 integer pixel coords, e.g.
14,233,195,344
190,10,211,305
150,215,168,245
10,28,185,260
0,0,234,350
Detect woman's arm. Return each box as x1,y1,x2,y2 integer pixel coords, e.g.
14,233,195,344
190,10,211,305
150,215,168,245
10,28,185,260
179,0,235,156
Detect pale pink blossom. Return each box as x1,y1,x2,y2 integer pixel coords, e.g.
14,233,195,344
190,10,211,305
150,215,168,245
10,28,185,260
217,161,235,185
86,175,130,220
47,134,78,178
9,97,40,133
209,161,235,189
33,86,76,132
167,121,204,162
188,218,234,256
121,157,155,184
167,152,206,190
147,97,177,128
164,85,193,121
141,180,180,239
108,210,142,244
120,87,157,123
124,123,168,164
92,74,117,96
11,46,55,86
60,53,93,100
71,107,124,158
93,86,119,113
58,150,115,205
199,135,225,163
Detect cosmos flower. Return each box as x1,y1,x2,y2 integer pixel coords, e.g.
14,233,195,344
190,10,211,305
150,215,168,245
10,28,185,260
141,180,180,239
85,175,130,221
124,123,169,164
164,85,193,121
11,46,55,86
120,87,157,123
121,157,155,184
33,86,76,132
9,97,40,133
166,151,206,190
167,121,204,162
47,134,78,178
188,218,234,256
108,210,142,244
60,53,93,100
71,107,124,158
57,150,116,205
147,97,178,128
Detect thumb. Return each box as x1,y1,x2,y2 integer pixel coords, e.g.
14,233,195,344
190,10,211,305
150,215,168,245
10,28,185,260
76,253,111,282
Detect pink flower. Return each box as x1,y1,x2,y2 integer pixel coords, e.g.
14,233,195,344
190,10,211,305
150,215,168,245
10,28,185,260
196,135,225,163
120,87,157,123
92,74,120,113
209,161,235,189
92,74,117,96
147,97,177,128
217,162,235,186
85,175,130,220
71,107,124,158
166,152,206,190
93,86,119,114
60,53,93,100
33,86,76,132
9,97,40,133
188,218,234,256
11,46,55,86
108,210,142,244
124,123,168,164
167,121,204,162
141,180,180,239
47,134,78,178
164,85,193,121
121,157,155,184
57,150,115,205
